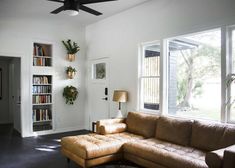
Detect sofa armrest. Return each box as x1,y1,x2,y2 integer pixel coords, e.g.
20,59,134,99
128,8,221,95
99,123,127,135
223,145,235,168
96,118,126,134
206,148,224,168
206,145,235,168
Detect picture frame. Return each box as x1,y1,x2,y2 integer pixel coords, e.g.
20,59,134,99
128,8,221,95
94,63,106,80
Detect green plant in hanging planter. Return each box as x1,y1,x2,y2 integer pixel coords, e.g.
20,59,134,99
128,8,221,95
66,66,77,73
66,66,77,79
62,39,80,54
63,86,78,105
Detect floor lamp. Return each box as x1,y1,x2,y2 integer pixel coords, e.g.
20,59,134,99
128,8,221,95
113,90,128,118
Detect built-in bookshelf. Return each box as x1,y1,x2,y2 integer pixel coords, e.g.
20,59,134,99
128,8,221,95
32,75,53,132
33,43,52,66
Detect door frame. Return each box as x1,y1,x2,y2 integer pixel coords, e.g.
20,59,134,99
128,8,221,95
0,52,25,136
87,57,110,129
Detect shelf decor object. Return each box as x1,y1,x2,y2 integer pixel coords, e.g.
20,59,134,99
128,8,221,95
32,75,53,132
113,90,128,118
33,43,52,66
66,66,77,79
62,39,80,62
63,85,78,105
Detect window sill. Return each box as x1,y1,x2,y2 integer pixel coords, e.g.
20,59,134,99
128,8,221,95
138,108,161,115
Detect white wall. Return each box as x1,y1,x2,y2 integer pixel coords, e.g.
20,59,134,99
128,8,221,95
86,0,235,117
0,17,86,137
0,59,10,123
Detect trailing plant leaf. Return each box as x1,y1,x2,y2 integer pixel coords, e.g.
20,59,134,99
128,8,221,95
62,41,70,52
67,39,73,51
63,86,78,105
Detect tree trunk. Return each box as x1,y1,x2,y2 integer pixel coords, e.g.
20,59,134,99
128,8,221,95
180,53,194,107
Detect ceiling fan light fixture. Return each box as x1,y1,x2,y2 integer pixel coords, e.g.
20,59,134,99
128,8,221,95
64,9,79,16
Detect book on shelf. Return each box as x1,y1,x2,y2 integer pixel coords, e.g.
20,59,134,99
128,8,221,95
34,44,45,56
32,85,51,94
33,57,51,66
33,95,51,104
33,124,52,131
33,109,51,122
33,76,49,85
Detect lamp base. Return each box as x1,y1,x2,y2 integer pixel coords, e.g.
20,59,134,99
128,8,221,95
115,110,123,118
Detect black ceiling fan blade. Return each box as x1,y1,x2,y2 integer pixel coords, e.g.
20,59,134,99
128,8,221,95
80,5,102,16
81,0,117,5
50,6,64,14
48,0,64,3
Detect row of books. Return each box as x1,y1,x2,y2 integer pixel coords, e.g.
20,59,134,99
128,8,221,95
33,95,51,104
34,44,45,56
32,109,52,122
33,76,50,85
33,57,51,66
32,86,51,94
33,124,52,131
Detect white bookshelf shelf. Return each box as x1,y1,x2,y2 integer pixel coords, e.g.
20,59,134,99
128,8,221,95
32,103,52,106
33,120,52,123
32,93,52,95
33,42,52,67
33,55,52,58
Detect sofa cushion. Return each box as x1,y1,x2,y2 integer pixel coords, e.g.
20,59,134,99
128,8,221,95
191,121,235,151
155,116,193,146
222,126,235,148
126,112,159,138
124,138,207,168
61,132,144,159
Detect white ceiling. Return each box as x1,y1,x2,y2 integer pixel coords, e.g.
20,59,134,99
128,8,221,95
0,0,150,26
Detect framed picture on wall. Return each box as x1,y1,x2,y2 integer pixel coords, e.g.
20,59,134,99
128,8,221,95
0,68,2,100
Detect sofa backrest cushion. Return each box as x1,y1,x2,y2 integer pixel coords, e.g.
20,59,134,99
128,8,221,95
126,112,159,138
155,116,193,146
191,120,235,151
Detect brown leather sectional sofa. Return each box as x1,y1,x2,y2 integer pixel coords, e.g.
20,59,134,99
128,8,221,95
61,112,235,168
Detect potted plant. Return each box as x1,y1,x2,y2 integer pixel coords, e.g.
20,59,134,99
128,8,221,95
63,86,78,105
62,39,80,62
66,66,77,79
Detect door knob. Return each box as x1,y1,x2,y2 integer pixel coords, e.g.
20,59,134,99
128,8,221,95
102,97,108,101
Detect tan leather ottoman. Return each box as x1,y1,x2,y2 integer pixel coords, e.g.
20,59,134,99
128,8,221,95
61,132,143,168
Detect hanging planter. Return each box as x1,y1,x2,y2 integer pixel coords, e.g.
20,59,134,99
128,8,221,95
62,39,80,62
66,66,77,79
63,86,78,105
67,54,75,62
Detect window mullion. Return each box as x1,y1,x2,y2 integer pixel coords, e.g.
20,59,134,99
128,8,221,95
221,26,229,123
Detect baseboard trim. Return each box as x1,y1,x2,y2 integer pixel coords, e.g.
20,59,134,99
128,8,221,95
53,125,87,134
22,125,87,137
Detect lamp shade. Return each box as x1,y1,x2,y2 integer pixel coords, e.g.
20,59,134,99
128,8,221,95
113,90,128,103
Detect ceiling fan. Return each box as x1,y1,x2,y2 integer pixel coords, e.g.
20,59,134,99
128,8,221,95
48,0,117,16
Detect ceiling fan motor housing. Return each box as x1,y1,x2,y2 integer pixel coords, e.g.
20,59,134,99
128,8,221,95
64,0,79,11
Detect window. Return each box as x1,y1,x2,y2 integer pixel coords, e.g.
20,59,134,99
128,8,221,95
167,29,221,120
139,42,160,111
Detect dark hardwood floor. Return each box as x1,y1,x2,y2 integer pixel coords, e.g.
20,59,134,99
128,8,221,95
0,124,140,168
